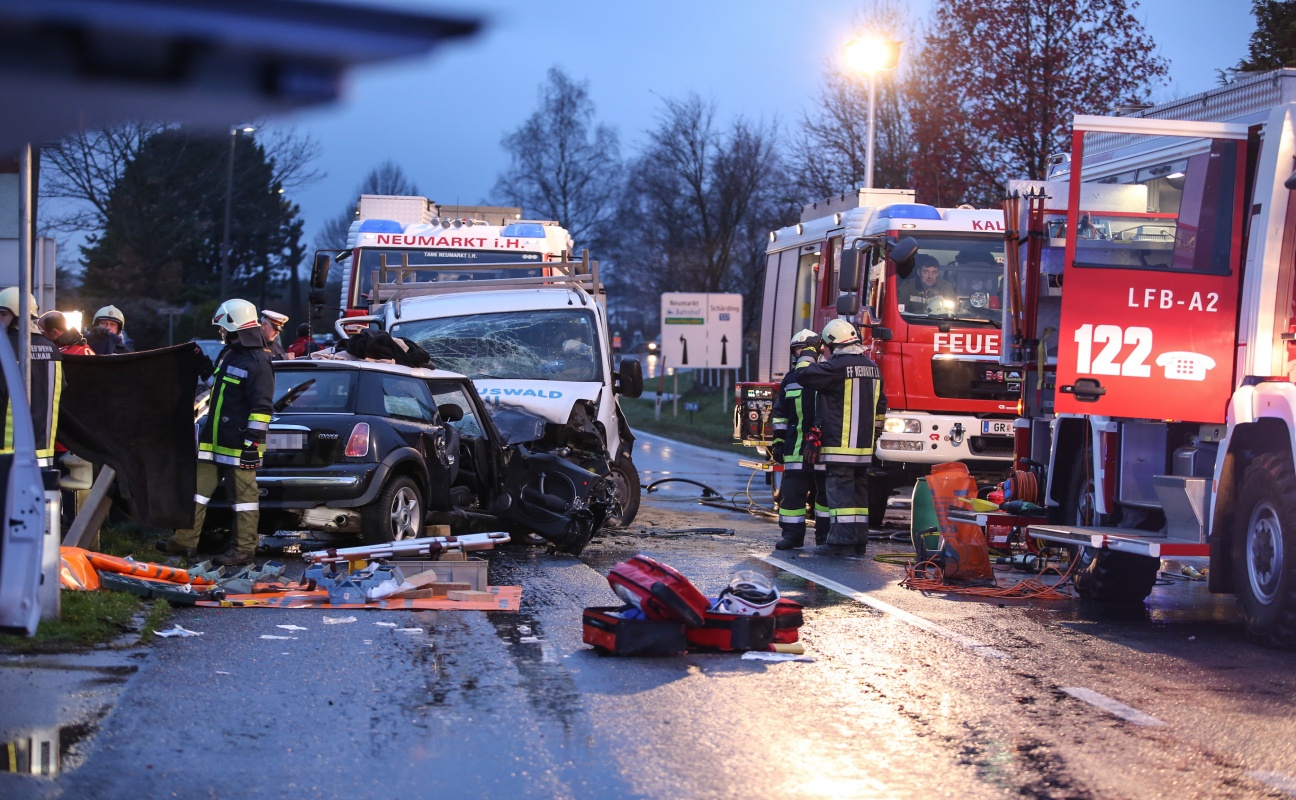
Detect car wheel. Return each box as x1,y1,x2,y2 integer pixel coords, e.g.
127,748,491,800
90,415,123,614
362,476,423,545
604,454,641,529
1232,453,1296,647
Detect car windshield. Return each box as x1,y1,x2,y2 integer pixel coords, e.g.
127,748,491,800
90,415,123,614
894,234,1004,327
272,369,356,413
392,309,603,382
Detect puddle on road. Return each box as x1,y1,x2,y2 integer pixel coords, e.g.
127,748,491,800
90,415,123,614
0,712,107,779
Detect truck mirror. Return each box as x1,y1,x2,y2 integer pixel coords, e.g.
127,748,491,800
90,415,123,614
870,325,893,342
615,357,644,398
836,292,860,316
308,288,328,305
437,403,464,423
839,247,863,292
311,252,333,289
891,236,919,279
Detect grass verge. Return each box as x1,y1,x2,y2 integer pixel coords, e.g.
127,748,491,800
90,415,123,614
621,372,747,454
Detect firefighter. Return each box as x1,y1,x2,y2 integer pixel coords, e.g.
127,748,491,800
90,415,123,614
261,309,289,359
157,299,273,566
0,288,63,468
86,305,131,354
771,329,828,550
796,319,885,552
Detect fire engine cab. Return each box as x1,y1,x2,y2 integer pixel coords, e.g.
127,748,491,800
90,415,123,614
740,190,1016,526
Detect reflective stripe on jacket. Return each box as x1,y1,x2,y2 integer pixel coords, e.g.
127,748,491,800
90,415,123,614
796,346,884,465
0,329,64,466
771,353,818,468
198,342,273,467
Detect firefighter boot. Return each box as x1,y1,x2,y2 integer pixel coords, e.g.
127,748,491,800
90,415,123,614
213,548,254,568
155,538,197,558
774,532,804,550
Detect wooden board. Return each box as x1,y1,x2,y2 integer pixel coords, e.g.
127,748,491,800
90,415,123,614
447,590,496,602
404,569,440,588
194,585,520,611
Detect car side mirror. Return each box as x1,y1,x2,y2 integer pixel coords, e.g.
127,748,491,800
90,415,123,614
836,293,860,316
615,357,644,398
839,247,863,292
891,236,920,279
437,403,464,423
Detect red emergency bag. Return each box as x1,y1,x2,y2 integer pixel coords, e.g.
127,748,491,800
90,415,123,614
606,555,709,628
684,608,776,652
582,606,688,656
772,598,804,644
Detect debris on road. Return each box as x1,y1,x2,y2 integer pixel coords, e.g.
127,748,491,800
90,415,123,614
323,616,358,625
155,625,204,638
276,625,309,631
741,651,814,663
260,635,297,640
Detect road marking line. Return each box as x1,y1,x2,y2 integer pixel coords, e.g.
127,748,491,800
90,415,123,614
760,555,1009,660
1250,771,1296,797
1060,687,1166,726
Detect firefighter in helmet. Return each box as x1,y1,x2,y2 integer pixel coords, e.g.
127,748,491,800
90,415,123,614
796,319,885,552
0,287,63,468
771,329,829,549
86,304,131,354
157,299,273,566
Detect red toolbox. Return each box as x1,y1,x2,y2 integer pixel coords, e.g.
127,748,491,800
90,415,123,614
772,598,804,644
606,555,709,628
684,608,776,652
582,606,688,656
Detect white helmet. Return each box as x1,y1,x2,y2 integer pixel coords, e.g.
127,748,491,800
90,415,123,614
821,318,860,347
790,328,822,354
0,287,37,317
711,570,779,616
94,304,125,330
212,299,260,333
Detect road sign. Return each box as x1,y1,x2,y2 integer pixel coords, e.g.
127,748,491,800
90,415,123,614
660,292,743,369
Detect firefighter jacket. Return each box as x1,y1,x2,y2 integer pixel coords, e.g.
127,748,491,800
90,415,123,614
199,334,273,467
796,343,885,465
771,352,819,470
0,327,64,467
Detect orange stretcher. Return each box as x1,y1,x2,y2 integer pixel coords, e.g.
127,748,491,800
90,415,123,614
195,585,521,611
84,551,214,586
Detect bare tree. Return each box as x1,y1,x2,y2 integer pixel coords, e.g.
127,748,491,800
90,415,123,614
40,120,167,234
492,67,622,249
314,160,421,250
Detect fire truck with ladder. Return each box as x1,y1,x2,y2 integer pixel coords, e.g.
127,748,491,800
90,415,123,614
1005,69,1296,646
737,190,1017,527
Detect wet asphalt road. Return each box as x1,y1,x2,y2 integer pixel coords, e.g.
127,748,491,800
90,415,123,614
3,432,1296,799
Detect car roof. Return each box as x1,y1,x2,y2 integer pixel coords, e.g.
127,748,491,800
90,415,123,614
272,356,468,382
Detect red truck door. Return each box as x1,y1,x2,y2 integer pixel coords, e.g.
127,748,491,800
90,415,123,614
1055,122,1248,424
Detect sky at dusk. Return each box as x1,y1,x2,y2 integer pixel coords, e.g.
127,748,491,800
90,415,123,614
265,0,1254,246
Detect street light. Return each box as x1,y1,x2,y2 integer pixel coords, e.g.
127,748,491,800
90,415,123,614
220,124,256,299
842,35,902,190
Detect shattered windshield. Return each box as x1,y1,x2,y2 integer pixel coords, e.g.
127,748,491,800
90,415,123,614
894,234,1004,327
392,309,603,382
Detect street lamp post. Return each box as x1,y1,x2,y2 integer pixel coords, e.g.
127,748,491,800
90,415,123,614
843,36,902,190
220,125,255,299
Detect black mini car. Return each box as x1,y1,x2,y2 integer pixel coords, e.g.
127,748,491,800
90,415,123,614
236,359,612,554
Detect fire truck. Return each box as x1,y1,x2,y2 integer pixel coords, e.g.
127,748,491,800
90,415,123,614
1006,70,1296,645
738,190,1017,526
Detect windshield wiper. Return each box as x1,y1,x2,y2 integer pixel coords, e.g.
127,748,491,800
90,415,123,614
274,378,316,411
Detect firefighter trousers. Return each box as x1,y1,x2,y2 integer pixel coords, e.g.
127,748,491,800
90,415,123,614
778,467,828,545
824,463,869,547
171,461,260,555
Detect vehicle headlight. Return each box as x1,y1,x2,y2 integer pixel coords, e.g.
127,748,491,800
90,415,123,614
883,417,922,434
970,291,989,309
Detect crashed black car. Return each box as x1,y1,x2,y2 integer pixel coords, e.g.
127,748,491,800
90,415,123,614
219,359,612,554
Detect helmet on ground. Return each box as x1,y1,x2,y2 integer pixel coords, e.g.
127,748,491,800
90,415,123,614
94,305,125,330
212,299,260,333
821,318,860,347
0,287,38,317
711,570,779,616
789,329,822,354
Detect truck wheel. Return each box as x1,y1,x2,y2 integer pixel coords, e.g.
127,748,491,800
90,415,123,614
361,476,423,545
1232,452,1296,647
605,455,641,529
1059,449,1097,526
1072,547,1160,602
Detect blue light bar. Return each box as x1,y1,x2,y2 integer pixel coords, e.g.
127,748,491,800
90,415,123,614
501,222,546,238
358,219,404,233
875,204,943,221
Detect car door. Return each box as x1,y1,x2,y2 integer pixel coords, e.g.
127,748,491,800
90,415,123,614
426,378,503,510
373,373,448,506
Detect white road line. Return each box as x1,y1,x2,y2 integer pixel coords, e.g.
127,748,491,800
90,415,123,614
1060,687,1166,727
1250,771,1296,797
760,555,1010,660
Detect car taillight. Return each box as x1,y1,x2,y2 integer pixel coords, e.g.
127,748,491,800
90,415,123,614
344,422,370,457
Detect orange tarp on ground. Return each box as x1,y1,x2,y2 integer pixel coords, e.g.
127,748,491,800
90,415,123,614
195,585,521,611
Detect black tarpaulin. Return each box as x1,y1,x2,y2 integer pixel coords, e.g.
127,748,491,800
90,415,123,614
58,344,206,529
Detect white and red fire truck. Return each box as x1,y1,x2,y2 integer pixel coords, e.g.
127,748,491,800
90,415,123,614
1005,69,1296,645
738,190,1016,526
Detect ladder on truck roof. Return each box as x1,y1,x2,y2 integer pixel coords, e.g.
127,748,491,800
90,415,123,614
368,250,602,308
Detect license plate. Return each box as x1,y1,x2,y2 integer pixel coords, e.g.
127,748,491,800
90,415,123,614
981,420,1014,436
267,432,306,450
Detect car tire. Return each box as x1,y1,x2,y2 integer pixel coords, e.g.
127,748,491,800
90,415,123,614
604,454,641,529
362,475,423,545
1232,452,1296,647
1072,547,1160,603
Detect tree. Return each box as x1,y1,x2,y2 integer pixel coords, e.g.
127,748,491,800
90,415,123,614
314,160,420,251
915,0,1169,205
78,127,305,348
611,95,794,338
790,2,915,201
1232,0,1296,72
492,67,622,250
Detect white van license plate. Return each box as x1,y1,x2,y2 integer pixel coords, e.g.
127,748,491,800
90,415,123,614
981,420,1013,436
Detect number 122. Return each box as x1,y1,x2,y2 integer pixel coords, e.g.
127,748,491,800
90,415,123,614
1073,324,1152,377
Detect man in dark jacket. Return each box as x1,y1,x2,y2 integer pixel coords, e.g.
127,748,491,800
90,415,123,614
796,319,885,552
771,329,828,550
157,298,274,566
85,305,131,355
0,288,63,468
